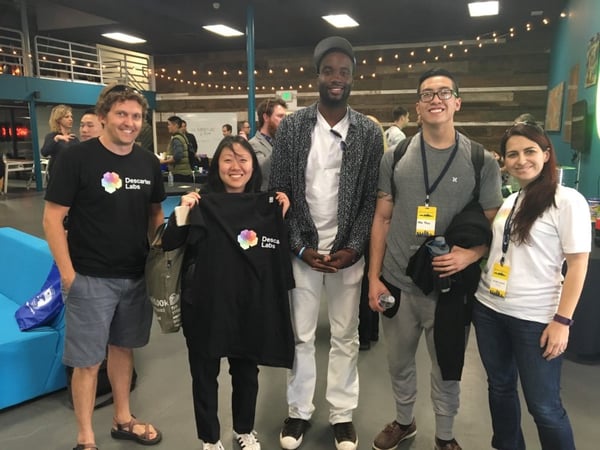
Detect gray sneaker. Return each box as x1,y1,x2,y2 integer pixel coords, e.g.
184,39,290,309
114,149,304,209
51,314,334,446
372,419,417,450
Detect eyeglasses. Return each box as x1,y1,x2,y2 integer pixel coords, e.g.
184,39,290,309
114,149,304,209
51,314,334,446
330,129,347,151
417,88,457,103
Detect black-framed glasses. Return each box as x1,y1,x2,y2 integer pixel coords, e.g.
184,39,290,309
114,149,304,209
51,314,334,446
417,88,457,103
330,129,347,152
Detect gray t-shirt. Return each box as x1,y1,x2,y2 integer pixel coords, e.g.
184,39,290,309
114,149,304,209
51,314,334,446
378,131,502,292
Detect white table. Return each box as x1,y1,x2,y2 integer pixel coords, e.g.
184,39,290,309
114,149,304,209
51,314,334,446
3,159,35,194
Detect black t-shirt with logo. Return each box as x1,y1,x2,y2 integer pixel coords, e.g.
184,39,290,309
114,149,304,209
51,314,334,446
45,138,165,278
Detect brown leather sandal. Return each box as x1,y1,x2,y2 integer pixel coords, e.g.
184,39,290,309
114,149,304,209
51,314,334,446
73,444,98,450
110,415,162,445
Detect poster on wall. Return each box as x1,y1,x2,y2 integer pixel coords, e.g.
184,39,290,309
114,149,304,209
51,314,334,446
585,32,600,88
545,82,564,132
563,64,579,142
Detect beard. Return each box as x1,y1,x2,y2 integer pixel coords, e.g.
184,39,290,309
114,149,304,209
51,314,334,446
318,82,352,108
267,120,278,137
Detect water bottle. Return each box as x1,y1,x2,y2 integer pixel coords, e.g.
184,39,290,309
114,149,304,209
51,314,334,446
167,171,174,187
425,236,451,293
378,293,396,310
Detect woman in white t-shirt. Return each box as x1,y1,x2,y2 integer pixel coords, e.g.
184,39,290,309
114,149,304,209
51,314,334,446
473,121,590,450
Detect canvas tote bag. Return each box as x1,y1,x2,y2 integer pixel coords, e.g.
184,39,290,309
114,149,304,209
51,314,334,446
145,222,184,333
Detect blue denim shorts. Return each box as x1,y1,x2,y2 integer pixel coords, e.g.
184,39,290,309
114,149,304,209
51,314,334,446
62,274,152,367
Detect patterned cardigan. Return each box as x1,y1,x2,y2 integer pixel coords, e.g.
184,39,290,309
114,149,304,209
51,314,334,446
269,102,383,257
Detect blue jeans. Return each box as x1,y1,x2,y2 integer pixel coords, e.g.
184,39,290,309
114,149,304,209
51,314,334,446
472,301,575,450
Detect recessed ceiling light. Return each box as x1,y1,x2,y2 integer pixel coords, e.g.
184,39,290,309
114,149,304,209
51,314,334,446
468,1,499,17
322,14,359,28
101,32,146,44
202,25,244,37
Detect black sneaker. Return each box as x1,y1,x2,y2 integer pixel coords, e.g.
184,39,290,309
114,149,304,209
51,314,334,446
279,417,310,450
332,421,358,450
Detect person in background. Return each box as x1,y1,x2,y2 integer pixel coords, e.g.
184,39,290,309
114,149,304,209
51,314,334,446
249,96,287,190
368,68,502,450
160,115,192,181
222,123,233,136
43,84,164,450
384,106,410,150
137,117,155,153
473,122,590,450
270,36,382,450
181,119,198,154
238,120,251,140
0,155,4,194
41,104,79,178
79,109,102,142
358,115,387,351
162,136,294,450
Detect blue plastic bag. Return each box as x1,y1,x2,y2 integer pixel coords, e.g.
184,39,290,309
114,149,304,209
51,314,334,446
15,263,64,331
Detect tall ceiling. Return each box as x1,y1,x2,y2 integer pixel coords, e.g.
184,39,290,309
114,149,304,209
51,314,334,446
1,0,568,56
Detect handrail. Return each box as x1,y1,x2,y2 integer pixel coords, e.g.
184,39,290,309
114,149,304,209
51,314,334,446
0,27,25,76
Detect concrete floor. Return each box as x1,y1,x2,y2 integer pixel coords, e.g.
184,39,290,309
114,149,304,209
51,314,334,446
1,183,599,449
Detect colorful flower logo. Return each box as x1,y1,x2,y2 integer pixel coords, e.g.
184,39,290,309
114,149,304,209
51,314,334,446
101,171,122,194
237,229,258,250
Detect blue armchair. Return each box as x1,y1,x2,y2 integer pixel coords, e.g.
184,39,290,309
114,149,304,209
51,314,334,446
0,227,66,410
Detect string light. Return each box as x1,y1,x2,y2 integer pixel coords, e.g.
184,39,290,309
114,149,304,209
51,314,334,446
152,15,560,92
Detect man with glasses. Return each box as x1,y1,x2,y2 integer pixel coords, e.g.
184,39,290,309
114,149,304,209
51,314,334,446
270,36,382,450
43,84,165,450
249,96,287,190
368,68,502,450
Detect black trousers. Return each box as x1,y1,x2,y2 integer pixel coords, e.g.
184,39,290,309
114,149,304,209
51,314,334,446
182,302,259,443
358,246,379,344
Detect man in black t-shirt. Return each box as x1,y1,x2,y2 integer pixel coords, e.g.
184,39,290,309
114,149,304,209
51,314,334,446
43,84,165,449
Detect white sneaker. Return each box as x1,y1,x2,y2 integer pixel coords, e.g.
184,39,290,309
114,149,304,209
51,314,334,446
203,440,225,450
233,430,261,450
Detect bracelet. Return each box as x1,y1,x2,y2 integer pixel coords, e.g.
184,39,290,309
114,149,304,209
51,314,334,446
297,246,306,259
553,313,574,326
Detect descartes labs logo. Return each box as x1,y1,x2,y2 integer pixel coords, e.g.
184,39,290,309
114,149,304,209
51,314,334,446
237,229,280,250
237,229,258,250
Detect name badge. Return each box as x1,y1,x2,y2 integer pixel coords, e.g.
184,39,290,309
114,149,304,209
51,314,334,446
490,262,510,298
416,205,437,237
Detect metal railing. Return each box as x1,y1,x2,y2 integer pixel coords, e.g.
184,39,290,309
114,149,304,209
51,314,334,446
30,35,153,89
34,35,102,83
0,27,25,76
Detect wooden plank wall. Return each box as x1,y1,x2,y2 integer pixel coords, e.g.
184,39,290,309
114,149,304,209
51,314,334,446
154,32,554,153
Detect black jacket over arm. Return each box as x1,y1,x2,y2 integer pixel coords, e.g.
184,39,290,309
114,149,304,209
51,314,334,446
407,200,491,380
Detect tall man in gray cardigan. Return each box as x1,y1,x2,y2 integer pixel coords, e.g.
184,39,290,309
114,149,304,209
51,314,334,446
269,36,383,450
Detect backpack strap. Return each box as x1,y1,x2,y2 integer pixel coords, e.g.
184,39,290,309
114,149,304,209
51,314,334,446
469,139,484,202
390,136,413,202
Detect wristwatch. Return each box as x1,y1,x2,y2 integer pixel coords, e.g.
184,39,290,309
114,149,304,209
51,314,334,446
553,313,574,326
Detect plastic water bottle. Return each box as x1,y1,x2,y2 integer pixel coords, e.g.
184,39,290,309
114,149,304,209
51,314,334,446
167,171,174,187
378,293,396,310
426,236,451,293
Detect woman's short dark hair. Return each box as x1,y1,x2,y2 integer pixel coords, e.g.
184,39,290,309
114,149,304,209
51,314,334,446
206,136,262,193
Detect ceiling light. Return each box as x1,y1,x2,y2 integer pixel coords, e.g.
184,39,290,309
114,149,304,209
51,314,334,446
468,1,499,17
101,32,146,44
322,14,359,28
203,25,244,37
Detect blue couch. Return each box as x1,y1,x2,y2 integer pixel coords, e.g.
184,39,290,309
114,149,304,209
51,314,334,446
0,227,66,410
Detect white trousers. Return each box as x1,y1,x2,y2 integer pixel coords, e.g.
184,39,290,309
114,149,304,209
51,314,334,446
286,257,364,424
